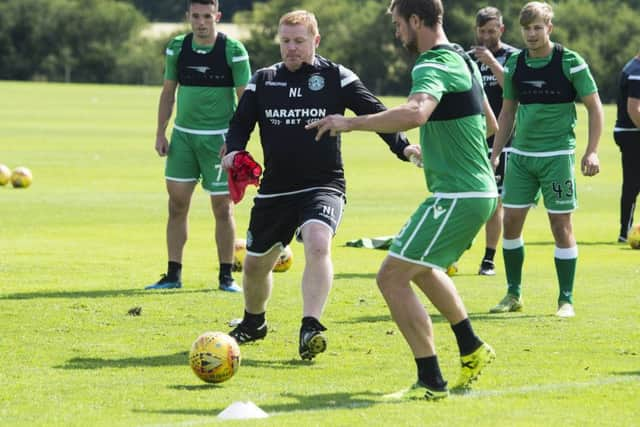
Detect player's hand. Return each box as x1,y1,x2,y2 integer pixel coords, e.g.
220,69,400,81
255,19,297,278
403,145,422,168
305,114,351,141
489,153,500,172
221,151,239,170
581,152,600,176
471,46,497,67
155,135,169,157
220,143,228,158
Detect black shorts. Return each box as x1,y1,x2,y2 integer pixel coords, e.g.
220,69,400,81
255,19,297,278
245,188,346,255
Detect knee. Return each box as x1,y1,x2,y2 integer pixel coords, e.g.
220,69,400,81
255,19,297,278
212,199,233,221
168,197,190,217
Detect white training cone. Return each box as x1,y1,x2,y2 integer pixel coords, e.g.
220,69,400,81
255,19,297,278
218,401,269,420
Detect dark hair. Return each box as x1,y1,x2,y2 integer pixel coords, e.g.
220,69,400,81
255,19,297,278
476,6,503,27
388,0,443,28
188,0,218,8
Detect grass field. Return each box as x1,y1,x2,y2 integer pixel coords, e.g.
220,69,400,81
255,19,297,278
0,81,638,426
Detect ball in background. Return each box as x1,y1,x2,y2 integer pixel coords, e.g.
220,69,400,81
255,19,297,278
233,238,246,272
11,167,33,188
273,245,293,272
189,331,240,383
0,164,11,186
629,224,640,250
446,263,458,276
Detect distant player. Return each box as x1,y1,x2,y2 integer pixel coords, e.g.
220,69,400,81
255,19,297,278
469,6,519,276
489,2,603,317
613,51,640,243
146,0,251,292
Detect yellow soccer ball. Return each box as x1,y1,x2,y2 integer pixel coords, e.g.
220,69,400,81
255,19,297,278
273,245,293,272
446,263,459,276
189,331,241,383
629,225,640,250
11,166,33,188
0,164,11,186
233,239,246,272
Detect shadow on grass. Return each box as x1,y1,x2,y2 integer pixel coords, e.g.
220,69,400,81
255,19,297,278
337,312,545,325
335,272,377,280
612,370,640,377
55,351,188,369
0,288,209,300
134,390,382,417
56,353,308,372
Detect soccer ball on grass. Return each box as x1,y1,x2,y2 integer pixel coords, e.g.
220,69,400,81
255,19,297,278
0,164,11,186
629,225,640,250
189,331,240,383
11,166,33,188
233,239,246,272
273,245,293,272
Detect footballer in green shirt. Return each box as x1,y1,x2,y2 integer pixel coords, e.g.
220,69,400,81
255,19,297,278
489,1,604,318
146,0,251,292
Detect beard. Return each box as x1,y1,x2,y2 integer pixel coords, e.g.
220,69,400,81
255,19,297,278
404,28,419,54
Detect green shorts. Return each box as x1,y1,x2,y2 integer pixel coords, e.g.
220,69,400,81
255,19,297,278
389,196,497,270
502,153,576,213
165,129,229,195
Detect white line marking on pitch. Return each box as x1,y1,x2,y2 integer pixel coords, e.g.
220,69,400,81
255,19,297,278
140,375,639,427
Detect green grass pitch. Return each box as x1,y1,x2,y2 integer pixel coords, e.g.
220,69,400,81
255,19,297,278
0,81,638,426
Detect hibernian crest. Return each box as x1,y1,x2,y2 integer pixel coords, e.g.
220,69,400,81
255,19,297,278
308,75,325,91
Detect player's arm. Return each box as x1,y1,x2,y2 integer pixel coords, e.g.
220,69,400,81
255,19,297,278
222,75,259,170
155,79,178,156
580,91,603,176
490,98,517,170
483,96,498,137
308,92,435,139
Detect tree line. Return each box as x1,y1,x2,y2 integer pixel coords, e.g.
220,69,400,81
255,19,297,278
0,0,637,101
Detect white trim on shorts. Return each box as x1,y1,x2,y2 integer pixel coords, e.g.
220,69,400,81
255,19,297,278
246,242,284,257
432,191,498,199
547,208,576,214
165,176,198,182
299,219,336,236
387,251,446,272
503,202,537,209
205,190,230,196
509,148,575,157
173,124,228,135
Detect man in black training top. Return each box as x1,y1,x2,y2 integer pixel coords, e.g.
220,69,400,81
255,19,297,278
221,10,415,360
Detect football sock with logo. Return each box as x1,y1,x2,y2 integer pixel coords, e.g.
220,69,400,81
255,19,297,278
451,318,483,356
415,355,447,390
219,263,233,282
243,310,266,328
554,246,577,304
167,261,182,282
503,238,524,298
483,247,496,263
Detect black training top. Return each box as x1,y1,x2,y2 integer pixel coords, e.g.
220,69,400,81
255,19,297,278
615,56,640,130
226,55,410,196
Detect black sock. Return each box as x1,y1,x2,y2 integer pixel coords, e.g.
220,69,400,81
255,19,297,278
243,310,265,328
219,263,233,281
451,318,483,356
167,261,182,281
415,355,447,389
483,248,496,263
